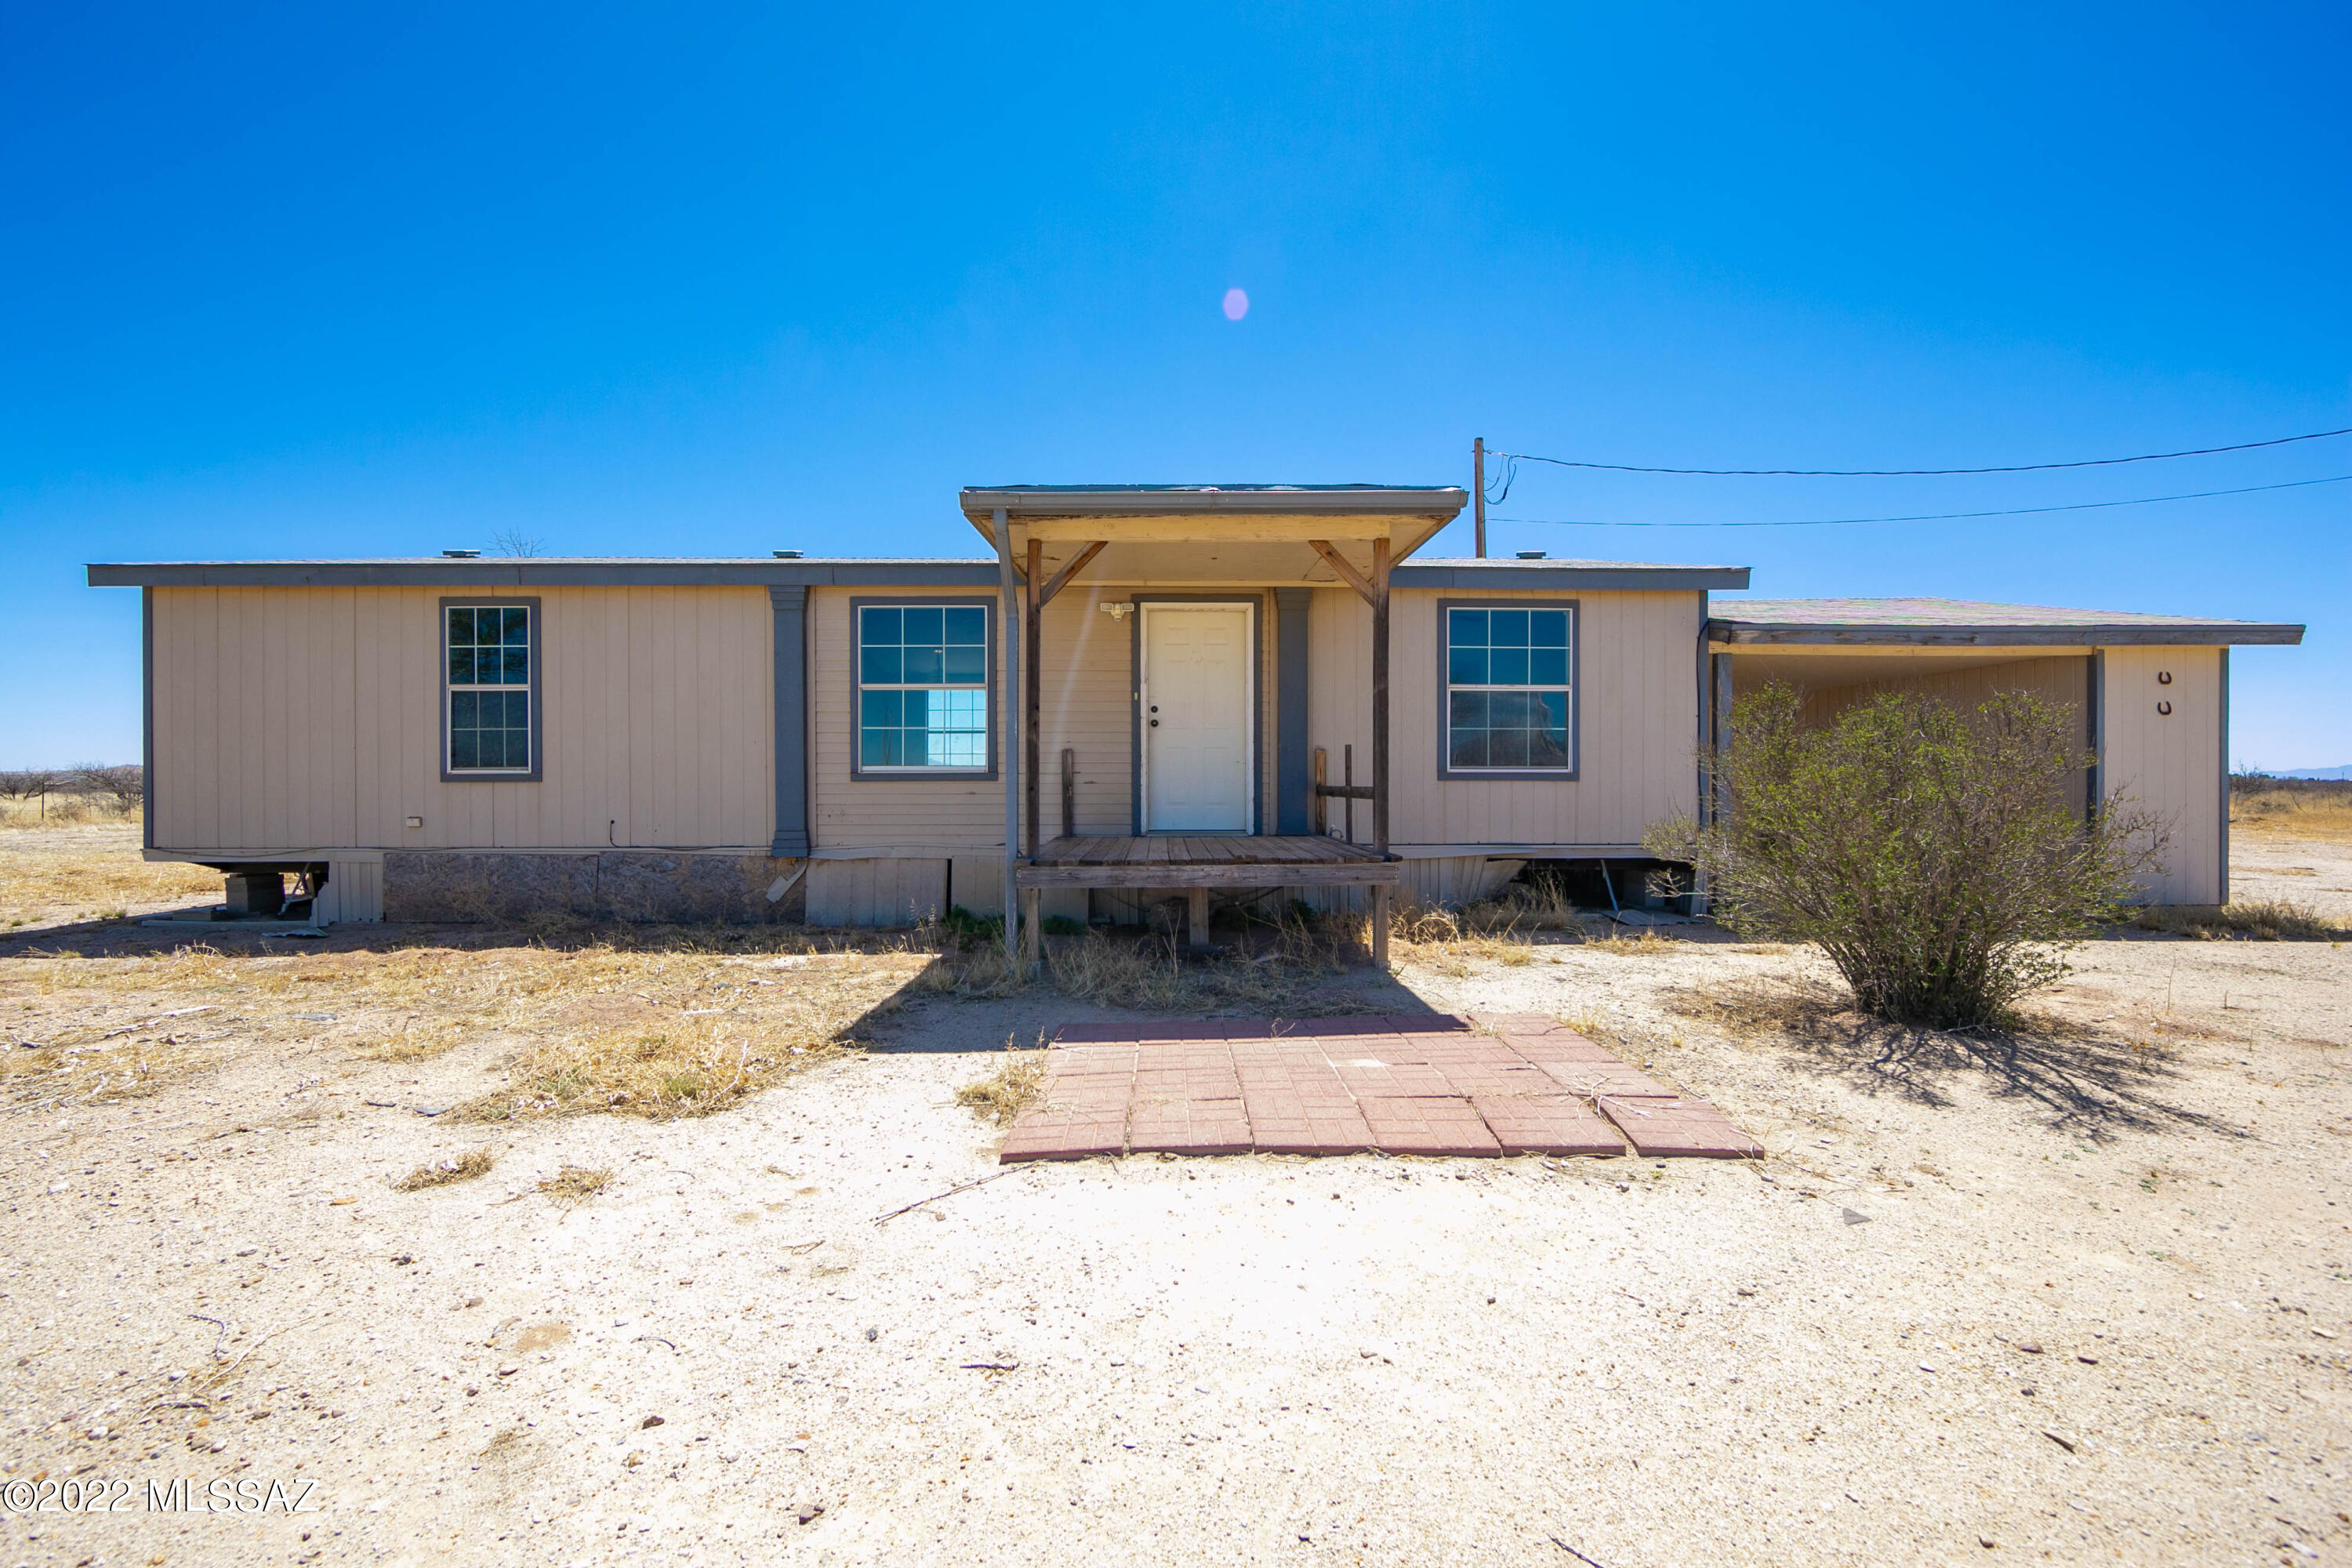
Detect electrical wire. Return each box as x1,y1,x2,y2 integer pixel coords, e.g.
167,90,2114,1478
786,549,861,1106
1491,425,2352,478
1491,471,2352,528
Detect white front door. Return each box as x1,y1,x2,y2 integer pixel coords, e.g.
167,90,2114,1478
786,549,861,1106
1142,604,1253,833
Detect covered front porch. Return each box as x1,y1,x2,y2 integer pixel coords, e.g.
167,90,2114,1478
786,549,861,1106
1018,832,1401,952
963,483,1469,966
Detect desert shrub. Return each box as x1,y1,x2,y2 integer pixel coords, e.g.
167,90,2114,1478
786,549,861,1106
1648,684,2160,1029
2130,899,2346,941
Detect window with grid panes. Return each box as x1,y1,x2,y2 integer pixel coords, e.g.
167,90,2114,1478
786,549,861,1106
857,604,990,770
445,605,532,771
1444,606,1572,771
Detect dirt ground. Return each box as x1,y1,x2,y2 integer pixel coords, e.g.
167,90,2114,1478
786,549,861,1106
1,833,2347,1567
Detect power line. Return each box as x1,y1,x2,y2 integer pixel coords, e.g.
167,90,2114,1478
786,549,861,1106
1492,425,2352,478
1492,471,2352,529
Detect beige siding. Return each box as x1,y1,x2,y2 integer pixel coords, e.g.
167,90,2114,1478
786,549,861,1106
1777,655,2088,736
1308,587,1703,849
809,586,1279,850
808,588,1008,851
151,586,772,855
2102,645,2224,904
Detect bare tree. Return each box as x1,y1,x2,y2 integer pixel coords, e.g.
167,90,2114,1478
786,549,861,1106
72,763,146,811
491,528,547,558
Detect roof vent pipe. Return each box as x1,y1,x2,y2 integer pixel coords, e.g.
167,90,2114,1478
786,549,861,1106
442,549,481,558
772,550,804,559
1515,550,1548,560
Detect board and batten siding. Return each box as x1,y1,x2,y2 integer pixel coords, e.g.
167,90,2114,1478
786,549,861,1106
2101,644,2224,904
149,586,774,855
1308,587,1703,849
808,585,1280,849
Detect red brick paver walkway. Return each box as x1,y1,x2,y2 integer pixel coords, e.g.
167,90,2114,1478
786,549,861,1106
998,1014,1762,1163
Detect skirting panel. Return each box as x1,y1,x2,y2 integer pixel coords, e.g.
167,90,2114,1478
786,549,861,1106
805,858,948,928
382,851,802,924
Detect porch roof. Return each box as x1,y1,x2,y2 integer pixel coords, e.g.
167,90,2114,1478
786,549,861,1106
957,483,1468,575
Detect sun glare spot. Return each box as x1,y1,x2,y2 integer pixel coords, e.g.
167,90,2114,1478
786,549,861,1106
1221,287,1249,321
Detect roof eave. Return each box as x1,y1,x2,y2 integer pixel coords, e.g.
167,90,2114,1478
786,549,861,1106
1708,620,2307,647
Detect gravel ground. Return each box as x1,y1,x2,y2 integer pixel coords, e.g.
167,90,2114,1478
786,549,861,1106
1,894,2346,1566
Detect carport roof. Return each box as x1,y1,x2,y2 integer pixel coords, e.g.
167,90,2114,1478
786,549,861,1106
1708,597,2305,647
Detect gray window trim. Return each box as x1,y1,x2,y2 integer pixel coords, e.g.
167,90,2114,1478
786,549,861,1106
1435,597,1580,782
1274,586,1312,834
1127,593,1265,836
848,596,999,782
141,586,156,851
438,597,544,783
771,586,810,858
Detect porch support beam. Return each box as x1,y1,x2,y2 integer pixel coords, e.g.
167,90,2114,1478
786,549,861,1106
1307,539,1376,605
1370,535,1392,967
1037,540,1106,606
1025,537,1043,866
993,507,1022,968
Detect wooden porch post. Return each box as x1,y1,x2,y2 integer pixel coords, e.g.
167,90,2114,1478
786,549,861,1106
1025,537,1042,858
993,507,1020,968
1370,535,1392,967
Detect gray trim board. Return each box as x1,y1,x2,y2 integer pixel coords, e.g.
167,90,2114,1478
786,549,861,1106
1275,587,1311,834
846,596,1000,783
2085,651,2103,825
1129,594,1265,836
89,560,1006,589
141,586,155,854
960,485,1466,521
1708,619,2303,648
1434,598,1581,782
1397,564,1748,590
769,586,810,858
2218,646,2230,902
437,597,544,784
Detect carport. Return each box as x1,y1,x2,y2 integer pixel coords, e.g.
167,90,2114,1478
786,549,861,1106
1701,598,2305,905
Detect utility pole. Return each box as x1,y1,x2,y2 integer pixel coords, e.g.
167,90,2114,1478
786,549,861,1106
1472,437,1486,558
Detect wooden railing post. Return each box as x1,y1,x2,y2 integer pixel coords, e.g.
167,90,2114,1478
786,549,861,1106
1312,747,1328,836
1060,747,1076,840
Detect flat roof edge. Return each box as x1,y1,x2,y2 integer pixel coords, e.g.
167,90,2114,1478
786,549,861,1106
1395,564,1750,590
88,561,1004,589
1708,620,2306,647
957,486,1467,520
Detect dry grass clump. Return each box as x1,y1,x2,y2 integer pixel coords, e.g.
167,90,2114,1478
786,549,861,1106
2129,900,2347,942
0,793,144,832
1581,930,1680,956
2231,779,2352,844
0,844,218,930
394,1148,495,1190
1461,876,1579,933
4,929,926,1116
956,1034,1047,1126
537,1165,612,1208
918,916,1364,1011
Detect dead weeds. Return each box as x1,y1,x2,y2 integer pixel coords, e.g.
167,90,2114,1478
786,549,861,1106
394,1148,495,1191
956,1034,1047,1126
537,1166,612,1208
2129,900,2347,942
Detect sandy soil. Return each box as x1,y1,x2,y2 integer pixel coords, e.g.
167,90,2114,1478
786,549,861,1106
1,855,2347,1566
2235,832,2352,920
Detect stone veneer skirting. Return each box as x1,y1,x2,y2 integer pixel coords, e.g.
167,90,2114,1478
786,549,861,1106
383,851,802,924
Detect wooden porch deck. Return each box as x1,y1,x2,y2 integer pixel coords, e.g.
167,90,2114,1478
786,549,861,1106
1017,835,1399,888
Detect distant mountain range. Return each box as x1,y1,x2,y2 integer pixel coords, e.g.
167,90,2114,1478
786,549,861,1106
2268,765,2352,780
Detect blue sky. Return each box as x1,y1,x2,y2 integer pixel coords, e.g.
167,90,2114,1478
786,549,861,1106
5,2,2346,768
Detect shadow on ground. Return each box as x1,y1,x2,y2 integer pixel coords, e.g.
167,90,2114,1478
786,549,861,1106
1666,971,2234,1142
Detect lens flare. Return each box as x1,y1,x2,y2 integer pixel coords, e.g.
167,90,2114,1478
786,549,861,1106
1221,287,1249,321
